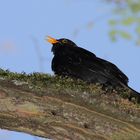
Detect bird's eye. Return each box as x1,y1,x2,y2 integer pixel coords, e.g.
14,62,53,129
62,39,67,44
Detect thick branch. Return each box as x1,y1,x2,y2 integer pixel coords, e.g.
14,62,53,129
0,70,140,140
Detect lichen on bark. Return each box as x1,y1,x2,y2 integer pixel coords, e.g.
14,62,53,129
0,69,140,140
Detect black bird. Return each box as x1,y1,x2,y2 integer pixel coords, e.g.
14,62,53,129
47,36,140,101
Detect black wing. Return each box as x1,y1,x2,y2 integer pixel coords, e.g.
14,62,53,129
52,46,129,86
95,57,129,85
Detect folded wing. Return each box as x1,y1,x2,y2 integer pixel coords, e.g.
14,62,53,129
52,46,129,86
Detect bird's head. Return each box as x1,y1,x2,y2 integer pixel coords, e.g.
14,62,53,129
46,36,77,47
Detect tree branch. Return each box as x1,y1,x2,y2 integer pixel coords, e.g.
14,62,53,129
0,69,140,140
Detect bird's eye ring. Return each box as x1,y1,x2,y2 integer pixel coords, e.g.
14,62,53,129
62,39,67,44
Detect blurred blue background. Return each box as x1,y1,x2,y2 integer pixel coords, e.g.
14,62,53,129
0,0,139,140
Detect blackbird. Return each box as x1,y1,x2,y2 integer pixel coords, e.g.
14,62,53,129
47,36,140,101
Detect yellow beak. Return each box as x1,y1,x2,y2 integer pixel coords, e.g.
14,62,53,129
47,36,58,44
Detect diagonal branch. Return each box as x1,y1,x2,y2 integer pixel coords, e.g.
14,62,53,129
0,69,140,140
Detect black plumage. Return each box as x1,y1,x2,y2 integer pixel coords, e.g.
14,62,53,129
47,36,140,101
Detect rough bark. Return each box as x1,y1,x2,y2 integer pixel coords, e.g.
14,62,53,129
0,69,140,140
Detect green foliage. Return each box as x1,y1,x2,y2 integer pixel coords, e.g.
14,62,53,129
121,17,136,26
109,30,117,41
109,30,132,41
109,20,117,26
119,31,132,39
136,26,140,34
108,0,140,45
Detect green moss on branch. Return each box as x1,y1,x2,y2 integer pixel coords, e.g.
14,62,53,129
0,69,140,140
